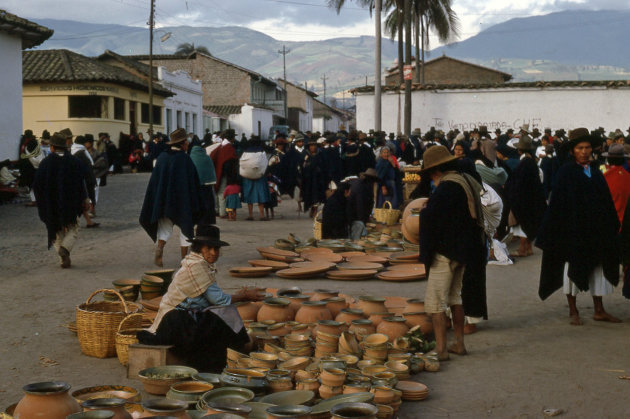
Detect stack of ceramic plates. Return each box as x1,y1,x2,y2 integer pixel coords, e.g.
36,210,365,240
386,263,425,272
337,262,384,272
377,268,426,282
229,266,273,278
257,247,303,263
346,254,389,264
248,259,290,271
303,252,344,264
395,381,429,401
326,269,377,281
289,261,336,270
284,334,313,356
338,331,361,355
276,265,331,279
388,252,420,264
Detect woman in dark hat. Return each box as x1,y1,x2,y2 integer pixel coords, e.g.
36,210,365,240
139,224,264,371
537,128,620,325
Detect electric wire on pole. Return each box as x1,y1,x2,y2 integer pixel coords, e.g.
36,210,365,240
278,45,290,124
148,0,155,136
321,74,327,104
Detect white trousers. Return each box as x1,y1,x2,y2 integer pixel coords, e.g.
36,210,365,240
53,222,79,257
157,218,189,247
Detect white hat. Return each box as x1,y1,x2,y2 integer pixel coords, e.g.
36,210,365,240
455,132,465,142
316,137,327,144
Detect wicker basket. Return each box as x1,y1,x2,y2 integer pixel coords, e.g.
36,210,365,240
313,210,323,240
76,289,141,358
115,313,144,366
378,201,401,226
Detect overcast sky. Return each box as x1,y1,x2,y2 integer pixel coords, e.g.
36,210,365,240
5,0,630,44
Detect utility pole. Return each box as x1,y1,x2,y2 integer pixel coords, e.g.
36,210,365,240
278,45,290,124
148,0,155,136
374,0,382,132
403,0,412,136
321,74,327,104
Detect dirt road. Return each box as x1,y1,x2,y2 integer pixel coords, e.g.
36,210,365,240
1,173,629,417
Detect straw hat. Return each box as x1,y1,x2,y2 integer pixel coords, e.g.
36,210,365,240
420,145,458,173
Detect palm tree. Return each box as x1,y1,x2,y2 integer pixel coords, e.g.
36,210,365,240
174,42,211,56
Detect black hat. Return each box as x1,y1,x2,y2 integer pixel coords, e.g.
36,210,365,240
41,130,51,140
50,132,69,149
84,134,95,143
24,129,35,138
74,135,86,145
189,224,230,247
567,127,598,149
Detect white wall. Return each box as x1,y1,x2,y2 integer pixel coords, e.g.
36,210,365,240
228,104,274,140
313,114,345,134
159,67,203,137
0,33,24,160
356,86,630,134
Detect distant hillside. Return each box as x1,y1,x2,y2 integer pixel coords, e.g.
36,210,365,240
32,9,630,94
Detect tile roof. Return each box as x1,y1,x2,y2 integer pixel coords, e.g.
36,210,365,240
23,49,172,96
0,9,53,49
385,55,513,82
279,78,318,97
97,49,157,79
204,105,243,116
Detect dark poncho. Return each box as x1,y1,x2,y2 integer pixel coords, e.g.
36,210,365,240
322,188,348,239
302,151,327,209
139,149,203,242
32,152,87,248
537,161,620,300
505,155,547,240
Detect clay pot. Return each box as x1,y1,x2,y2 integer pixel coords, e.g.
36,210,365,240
311,289,340,301
14,381,81,419
370,386,395,405
320,368,347,387
376,317,409,342
287,294,311,313
268,376,293,393
331,402,378,419
139,399,190,418
343,382,371,395
404,298,425,313
335,308,365,325
319,384,343,399
323,297,349,318
81,398,132,419
257,298,294,323
267,323,290,337
266,405,312,419
235,301,261,321
316,319,344,335
356,296,388,315
349,319,376,337
402,311,431,330
401,199,426,244
296,378,320,393
294,301,333,324
367,312,391,328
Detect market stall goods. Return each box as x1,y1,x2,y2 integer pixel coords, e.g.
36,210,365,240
13,381,81,419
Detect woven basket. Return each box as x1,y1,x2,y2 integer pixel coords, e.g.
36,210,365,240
76,289,141,358
115,313,144,366
379,201,401,226
313,210,323,240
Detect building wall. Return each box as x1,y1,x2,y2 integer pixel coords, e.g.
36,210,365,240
355,86,630,134
23,82,166,146
228,105,274,140
385,58,507,86
147,56,252,107
0,33,24,160
159,67,203,137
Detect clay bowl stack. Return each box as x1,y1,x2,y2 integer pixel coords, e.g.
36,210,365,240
338,331,361,356
385,360,410,381
284,333,313,357
395,380,429,401
319,367,347,399
248,259,290,271
229,266,274,278
111,279,140,301
361,333,389,364
140,275,164,300
144,268,175,293
226,348,249,369
315,330,340,359
257,247,304,263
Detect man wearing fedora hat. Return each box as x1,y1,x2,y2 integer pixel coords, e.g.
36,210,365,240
537,128,621,325
140,128,205,267
504,134,547,257
32,133,90,268
347,168,379,240
602,143,630,224
419,145,486,360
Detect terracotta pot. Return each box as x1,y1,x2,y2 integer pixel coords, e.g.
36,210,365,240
320,368,346,387
311,289,340,301
235,301,261,321
401,199,426,244
330,402,378,419
319,384,343,399
139,399,190,418
14,381,81,419
376,317,409,342
343,383,371,395
402,311,431,330
356,296,388,315
268,376,293,393
404,298,425,313
296,378,320,392
335,308,365,325
257,298,294,323
287,294,311,314
316,320,344,335
370,386,395,405
349,319,376,337
294,301,333,324
267,323,290,337
81,398,132,419
367,312,391,327
266,405,312,419
323,297,349,318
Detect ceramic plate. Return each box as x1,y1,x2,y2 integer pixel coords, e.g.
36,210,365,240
326,269,377,280
377,270,426,282
200,387,255,406
229,266,273,278
248,259,289,271
276,266,331,278
259,390,315,405
256,247,299,257
289,261,336,270
71,385,141,402
339,251,366,258
310,392,374,414
386,263,425,271
140,296,162,311
337,262,384,271
346,255,389,264
244,402,277,419
395,381,428,392
303,253,344,263
260,252,304,263
300,247,334,254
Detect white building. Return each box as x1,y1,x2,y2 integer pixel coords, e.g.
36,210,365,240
226,104,274,140
313,99,348,133
354,81,630,134
0,10,52,160
158,67,203,137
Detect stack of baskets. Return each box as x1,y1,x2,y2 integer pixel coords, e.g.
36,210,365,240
75,289,141,359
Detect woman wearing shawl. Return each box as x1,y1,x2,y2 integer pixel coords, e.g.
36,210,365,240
239,137,271,221
375,146,402,209
139,224,264,371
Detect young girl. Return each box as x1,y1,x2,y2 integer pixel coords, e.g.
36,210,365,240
265,173,281,219
224,181,242,221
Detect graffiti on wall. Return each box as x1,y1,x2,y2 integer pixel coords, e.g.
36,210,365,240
431,117,544,131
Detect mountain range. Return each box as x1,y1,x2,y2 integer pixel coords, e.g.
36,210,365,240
31,9,630,96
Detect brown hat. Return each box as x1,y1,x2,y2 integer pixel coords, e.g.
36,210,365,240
360,167,379,180
420,145,458,173
59,128,73,139
516,134,534,151
50,132,69,149
567,127,596,148
167,128,187,145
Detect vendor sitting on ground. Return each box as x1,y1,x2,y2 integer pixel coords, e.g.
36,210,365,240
138,224,264,372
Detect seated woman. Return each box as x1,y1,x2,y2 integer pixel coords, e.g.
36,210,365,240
138,224,264,372
321,181,350,239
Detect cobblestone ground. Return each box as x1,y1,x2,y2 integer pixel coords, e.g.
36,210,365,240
1,173,629,417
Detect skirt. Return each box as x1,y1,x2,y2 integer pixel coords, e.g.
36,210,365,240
242,177,270,204
563,263,614,297
225,193,242,210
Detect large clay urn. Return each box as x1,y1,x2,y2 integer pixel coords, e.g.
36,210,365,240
311,289,340,301
257,298,294,322
367,312,391,328
235,301,260,321
324,297,349,317
335,308,365,325
402,312,432,330
139,399,190,418
287,294,311,314
401,198,427,245
376,317,410,342
356,296,388,316
349,319,376,337
295,301,333,324
13,381,81,419
404,298,425,313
